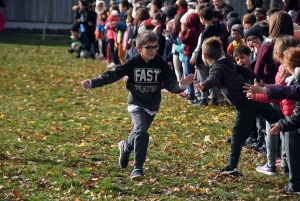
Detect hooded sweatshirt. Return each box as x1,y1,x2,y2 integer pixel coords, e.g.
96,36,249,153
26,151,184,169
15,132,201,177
179,13,202,57
202,57,261,107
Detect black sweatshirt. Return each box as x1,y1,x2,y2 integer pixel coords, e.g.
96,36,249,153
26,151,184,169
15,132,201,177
90,53,183,111
202,57,261,107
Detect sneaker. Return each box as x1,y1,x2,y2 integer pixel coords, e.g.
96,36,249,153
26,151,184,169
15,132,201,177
199,98,208,106
190,98,201,105
68,48,74,53
280,166,289,175
245,137,257,145
218,165,239,176
130,169,144,181
118,141,130,168
256,163,277,176
251,143,266,152
107,62,117,68
284,186,300,195
185,95,196,101
210,98,219,106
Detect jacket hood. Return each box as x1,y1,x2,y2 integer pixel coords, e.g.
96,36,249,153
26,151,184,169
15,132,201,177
186,13,200,29
95,0,106,13
211,56,233,69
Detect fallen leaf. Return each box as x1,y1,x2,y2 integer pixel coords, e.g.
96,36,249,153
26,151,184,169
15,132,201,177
13,189,21,197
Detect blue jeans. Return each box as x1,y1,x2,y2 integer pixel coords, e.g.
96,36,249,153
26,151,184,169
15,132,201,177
184,56,195,96
125,108,155,167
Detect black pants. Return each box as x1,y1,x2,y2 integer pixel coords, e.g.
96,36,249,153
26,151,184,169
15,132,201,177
229,99,284,168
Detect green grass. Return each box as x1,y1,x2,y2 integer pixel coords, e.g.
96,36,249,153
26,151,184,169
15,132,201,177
0,33,296,200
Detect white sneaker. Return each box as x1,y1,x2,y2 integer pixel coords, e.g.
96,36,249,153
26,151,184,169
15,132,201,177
107,62,117,68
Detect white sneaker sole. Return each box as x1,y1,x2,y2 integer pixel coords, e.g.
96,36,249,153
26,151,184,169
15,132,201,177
256,167,277,176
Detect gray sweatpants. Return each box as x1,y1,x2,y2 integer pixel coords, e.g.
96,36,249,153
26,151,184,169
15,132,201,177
194,63,218,99
265,103,286,167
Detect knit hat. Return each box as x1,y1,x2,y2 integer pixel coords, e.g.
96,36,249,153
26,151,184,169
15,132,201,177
231,24,243,33
166,5,177,19
80,0,89,6
227,17,241,30
244,25,264,43
180,9,195,23
107,10,119,22
70,23,79,32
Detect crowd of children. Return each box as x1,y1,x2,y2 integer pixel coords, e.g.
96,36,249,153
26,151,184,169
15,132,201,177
77,0,300,195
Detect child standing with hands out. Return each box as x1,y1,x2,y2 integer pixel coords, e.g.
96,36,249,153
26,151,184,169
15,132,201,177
194,37,284,176
245,47,300,195
81,31,194,181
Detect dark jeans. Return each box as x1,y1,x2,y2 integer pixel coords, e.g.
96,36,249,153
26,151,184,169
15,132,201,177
184,56,195,96
125,108,155,167
229,99,284,168
285,129,300,191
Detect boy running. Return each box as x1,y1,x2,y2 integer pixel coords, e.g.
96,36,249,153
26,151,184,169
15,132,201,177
81,31,194,181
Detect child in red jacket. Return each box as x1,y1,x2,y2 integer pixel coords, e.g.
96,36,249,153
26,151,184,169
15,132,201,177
248,35,299,176
179,12,202,100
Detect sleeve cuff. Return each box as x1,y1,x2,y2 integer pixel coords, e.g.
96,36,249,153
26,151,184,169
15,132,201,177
262,87,267,95
179,82,189,90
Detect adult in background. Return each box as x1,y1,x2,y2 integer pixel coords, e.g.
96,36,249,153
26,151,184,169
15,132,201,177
212,0,234,13
246,0,268,16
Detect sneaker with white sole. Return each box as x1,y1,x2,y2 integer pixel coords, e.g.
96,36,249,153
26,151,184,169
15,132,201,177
107,62,117,68
130,169,144,181
118,141,130,168
256,163,277,176
218,165,239,176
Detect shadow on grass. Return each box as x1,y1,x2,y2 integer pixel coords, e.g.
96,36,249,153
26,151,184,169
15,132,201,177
0,31,70,47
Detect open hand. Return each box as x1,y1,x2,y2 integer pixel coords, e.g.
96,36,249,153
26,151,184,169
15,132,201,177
269,123,280,135
81,80,91,90
194,80,205,91
179,74,194,86
243,78,264,94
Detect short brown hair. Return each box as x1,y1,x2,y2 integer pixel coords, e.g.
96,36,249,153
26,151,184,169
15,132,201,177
202,37,223,60
199,7,213,21
243,13,256,25
136,31,158,47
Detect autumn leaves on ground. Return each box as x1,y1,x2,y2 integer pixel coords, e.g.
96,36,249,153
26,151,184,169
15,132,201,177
0,34,295,200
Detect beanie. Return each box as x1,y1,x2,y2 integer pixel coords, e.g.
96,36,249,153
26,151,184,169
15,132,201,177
70,23,79,32
166,6,177,19
227,17,241,30
244,25,264,43
107,10,119,22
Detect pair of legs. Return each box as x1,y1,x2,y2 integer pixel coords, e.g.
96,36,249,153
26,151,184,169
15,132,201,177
227,99,284,170
184,56,195,97
119,108,155,180
70,43,90,58
285,129,300,192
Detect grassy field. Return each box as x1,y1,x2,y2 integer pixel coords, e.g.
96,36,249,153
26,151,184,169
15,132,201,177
0,33,296,200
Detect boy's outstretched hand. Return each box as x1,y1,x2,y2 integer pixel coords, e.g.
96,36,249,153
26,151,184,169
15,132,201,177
81,80,91,90
180,74,194,86
194,80,205,91
243,78,264,94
